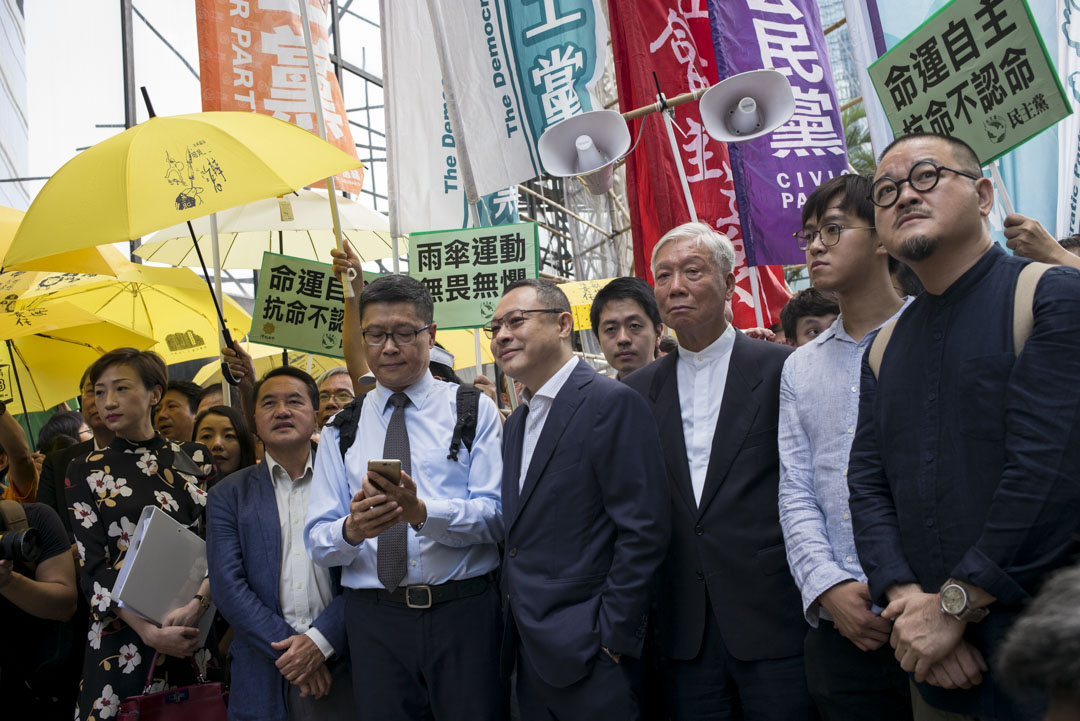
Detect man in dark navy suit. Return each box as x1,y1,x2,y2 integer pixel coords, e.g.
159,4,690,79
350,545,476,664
490,278,669,721
623,222,816,721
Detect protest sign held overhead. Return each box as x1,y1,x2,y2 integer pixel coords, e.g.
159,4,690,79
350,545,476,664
868,0,1071,164
409,223,539,330
250,252,361,357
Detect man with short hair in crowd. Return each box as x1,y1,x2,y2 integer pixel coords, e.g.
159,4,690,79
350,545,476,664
849,132,1080,720
778,173,912,720
315,367,355,429
492,278,668,720
622,222,815,720
589,276,665,380
154,379,201,442
306,274,505,720
779,288,840,348
208,365,352,721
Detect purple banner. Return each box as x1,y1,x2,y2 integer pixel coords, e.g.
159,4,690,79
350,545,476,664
707,0,850,266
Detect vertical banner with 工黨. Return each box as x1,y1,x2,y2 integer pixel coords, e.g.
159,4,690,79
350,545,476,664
380,0,519,238
707,0,850,268
408,223,539,330
867,0,1069,164
606,0,790,329
425,0,608,201
249,252,348,357
195,0,365,194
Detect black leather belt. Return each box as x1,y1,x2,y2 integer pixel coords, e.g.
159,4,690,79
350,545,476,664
349,575,490,609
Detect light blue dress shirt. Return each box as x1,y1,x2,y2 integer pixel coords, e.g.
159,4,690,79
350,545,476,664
777,300,911,625
305,371,504,588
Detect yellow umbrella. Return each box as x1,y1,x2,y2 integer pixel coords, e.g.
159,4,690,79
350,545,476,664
1,206,136,277
438,329,496,370
4,112,363,265
0,302,156,415
19,266,251,365
193,343,345,386
558,278,617,331
137,190,401,267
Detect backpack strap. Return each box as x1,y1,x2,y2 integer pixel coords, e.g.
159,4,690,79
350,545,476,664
447,385,481,461
327,393,368,462
1013,262,1051,356
867,318,899,380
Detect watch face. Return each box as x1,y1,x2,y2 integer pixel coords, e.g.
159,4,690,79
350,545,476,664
941,584,966,614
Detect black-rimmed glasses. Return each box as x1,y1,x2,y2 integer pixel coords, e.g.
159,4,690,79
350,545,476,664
793,223,875,250
360,324,431,347
482,309,563,338
870,161,981,208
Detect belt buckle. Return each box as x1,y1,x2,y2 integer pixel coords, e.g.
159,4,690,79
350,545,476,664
406,585,432,609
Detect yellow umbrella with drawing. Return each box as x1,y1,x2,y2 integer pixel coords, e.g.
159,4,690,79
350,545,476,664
1,207,141,277
0,302,155,416
558,278,617,331
18,266,251,365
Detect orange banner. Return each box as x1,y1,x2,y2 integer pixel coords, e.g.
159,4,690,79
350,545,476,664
195,0,364,194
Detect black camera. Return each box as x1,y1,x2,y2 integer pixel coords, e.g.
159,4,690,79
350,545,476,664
0,526,41,564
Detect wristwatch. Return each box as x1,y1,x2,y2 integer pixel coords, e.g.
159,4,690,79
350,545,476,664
939,581,989,623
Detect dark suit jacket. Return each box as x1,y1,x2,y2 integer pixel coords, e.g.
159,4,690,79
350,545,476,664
501,359,669,689
623,331,805,661
35,439,94,540
206,459,347,721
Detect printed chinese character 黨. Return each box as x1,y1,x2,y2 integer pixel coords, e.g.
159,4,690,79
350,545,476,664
530,44,586,128
975,0,1017,50
649,8,709,93
769,87,845,159
753,19,823,84
971,61,1007,113
269,265,297,293
1032,93,1049,114
523,0,585,41
260,24,345,140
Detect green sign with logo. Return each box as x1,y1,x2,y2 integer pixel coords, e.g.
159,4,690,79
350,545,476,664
868,0,1070,164
408,222,540,330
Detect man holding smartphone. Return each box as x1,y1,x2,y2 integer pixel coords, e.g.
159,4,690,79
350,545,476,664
306,274,505,721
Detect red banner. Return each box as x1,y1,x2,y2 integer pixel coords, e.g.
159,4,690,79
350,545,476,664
195,0,364,194
607,0,789,329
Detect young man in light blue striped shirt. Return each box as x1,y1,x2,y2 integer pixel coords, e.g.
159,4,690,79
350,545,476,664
778,173,913,720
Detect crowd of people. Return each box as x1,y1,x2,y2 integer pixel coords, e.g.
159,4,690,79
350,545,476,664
2,131,1079,721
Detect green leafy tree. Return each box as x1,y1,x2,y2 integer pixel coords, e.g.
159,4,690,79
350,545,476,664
843,102,876,176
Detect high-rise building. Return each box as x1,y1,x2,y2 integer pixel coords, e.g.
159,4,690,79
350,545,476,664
0,0,29,209
817,0,861,106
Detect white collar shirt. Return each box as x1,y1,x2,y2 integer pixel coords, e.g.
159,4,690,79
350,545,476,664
266,450,336,658
677,324,736,505
519,355,578,491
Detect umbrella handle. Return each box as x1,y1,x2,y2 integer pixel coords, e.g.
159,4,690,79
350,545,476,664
220,331,241,386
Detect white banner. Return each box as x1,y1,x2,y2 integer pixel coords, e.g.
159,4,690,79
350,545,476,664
426,0,609,202
380,0,518,237
1057,0,1080,239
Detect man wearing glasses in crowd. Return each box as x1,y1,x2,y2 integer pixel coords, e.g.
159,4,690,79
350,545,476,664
847,132,1080,720
306,274,505,720
315,367,356,429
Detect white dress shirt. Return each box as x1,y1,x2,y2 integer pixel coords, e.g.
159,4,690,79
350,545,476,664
677,324,736,504
266,451,336,659
519,355,578,491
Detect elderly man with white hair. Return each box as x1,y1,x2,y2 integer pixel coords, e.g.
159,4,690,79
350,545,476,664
622,222,816,720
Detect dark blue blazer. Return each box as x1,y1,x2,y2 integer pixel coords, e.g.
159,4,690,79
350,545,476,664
207,459,346,721
500,359,669,688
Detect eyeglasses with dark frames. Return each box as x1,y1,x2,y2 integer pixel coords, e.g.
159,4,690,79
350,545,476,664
482,309,563,339
360,324,432,347
870,161,981,209
318,390,355,404
793,223,875,251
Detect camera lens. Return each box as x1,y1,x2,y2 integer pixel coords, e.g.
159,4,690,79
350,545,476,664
0,528,41,565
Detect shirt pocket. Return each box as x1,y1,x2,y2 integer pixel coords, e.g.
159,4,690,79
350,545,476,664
416,448,470,499
957,352,1013,441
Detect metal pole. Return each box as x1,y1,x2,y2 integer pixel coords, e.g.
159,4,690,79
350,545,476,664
662,110,698,223
210,214,231,408
120,0,142,263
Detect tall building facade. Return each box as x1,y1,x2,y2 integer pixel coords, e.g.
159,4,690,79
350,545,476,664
817,0,861,106
0,0,29,210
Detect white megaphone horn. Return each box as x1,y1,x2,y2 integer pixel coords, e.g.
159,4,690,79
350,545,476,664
699,69,796,143
537,110,632,195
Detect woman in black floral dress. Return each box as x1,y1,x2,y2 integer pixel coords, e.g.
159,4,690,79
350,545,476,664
67,348,220,721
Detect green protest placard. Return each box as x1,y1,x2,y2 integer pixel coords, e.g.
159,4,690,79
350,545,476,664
408,222,539,330
868,0,1071,164
249,252,365,358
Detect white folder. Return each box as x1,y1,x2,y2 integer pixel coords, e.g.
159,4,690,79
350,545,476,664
112,505,215,646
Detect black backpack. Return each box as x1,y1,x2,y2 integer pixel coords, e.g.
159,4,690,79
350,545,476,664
327,384,481,462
